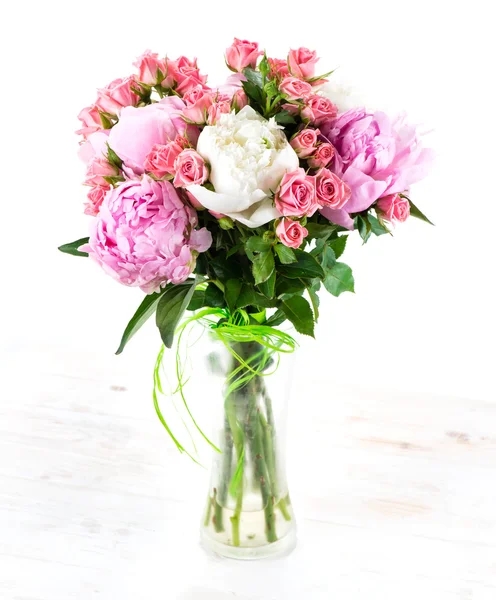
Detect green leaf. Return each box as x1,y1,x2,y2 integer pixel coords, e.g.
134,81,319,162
225,279,242,313
264,309,287,327
210,255,239,282
242,80,264,106
323,262,355,297
243,67,263,88
236,285,277,309
259,54,270,80
58,237,89,257
278,249,324,280
156,281,197,348
307,286,320,322
116,290,165,355
245,236,272,253
204,283,225,308
258,268,276,298
106,143,123,169
281,296,315,337
276,277,307,297
329,235,348,259
187,289,206,311
252,250,275,285
274,110,297,125
404,196,434,225
355,214,372,243
274,244,296,264
305,222,338,240
226,243,244,258
98,111,113,129
320,245,336,270
368,214,390,236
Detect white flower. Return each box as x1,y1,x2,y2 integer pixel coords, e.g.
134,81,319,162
187,106,299,227
321,76,369,114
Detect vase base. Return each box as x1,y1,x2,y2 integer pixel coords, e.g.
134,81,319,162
200,527,297,561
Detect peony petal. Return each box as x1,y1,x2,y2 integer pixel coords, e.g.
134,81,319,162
320,206,354,229
228,198,281,228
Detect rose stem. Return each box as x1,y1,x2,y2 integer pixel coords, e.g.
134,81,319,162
213,413,234,532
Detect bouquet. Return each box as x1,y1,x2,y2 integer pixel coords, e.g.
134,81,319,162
59,38,433,559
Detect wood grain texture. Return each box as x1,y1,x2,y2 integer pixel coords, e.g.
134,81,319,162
1,348,495,600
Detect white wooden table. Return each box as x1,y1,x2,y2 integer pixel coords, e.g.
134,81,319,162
1,347,495,600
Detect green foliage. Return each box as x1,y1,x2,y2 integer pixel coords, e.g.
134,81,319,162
278,249,324,280
281,296,315,337
204,283,225,308
274,244,296,264
305,222,338,240
156,281,197,348
58,237,89,257
106,143,123,169
328,235,348,259
274,110,297,125
225,279,242,313
245,236,272,253
257,268,276,297
252,250,275,285
116,289,166,354
403,195,434,225
323,263,355,297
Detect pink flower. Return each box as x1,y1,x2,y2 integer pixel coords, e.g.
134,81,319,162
268,58,290,79
84,185,109,216
301,95,338,125
76,105,104,138
320,108,434,218
207,99,231,125
279,76,313,100
315,168,351,210
81,178,212,294
290,128,319,158
169,56,208,95
133,50,168,85
84,157,118,187
276,219,308,249
225,38,261,72
95,76,139,115
173,149,209,187
288,48,319,79
274,168,318,217
144,141,183,178
307,143,335,169
376,193,410,223
232,88,248,111
107,97,199,174
182,86,215,124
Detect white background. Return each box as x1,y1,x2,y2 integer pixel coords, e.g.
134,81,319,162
1,1,495,598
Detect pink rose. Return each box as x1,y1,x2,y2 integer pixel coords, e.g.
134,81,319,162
376,194,410,223
301,95,338,125
232,88,248,111
182,86,215,124
84,185,109,216
276,219,308,249
76,105,104,138
107,97,199,174
225,38,261,72
290,128,319,158
173,149,209,187
279,76,313,100
307,143,335,169
315,168,351,210
207,99,231,125
169,56,208,95
268,58,290,79
144,141,183,178
288,47,319,79
274,168,318,217
84,157,119,187
133,50,168,85
95,76,139,115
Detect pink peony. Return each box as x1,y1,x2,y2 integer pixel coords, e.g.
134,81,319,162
95,76,140,115
134,50,168,85
84,185,109,216
225,38,261,72
82,178,212,294
301,95,338,125
290,128,319,158
182,86,215,124
173,149,209,187
288,48,319,79
315,168,351,210
143,141,183,178
307,143,335,169
276,219,308,249
319,108,434,226
274,168,318,217
279,76,313,100
107,97,199,174
376,193,410,223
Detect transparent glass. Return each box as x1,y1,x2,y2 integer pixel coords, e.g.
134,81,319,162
200,339,296,560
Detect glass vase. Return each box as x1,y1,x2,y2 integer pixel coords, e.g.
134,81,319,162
200,338,296,560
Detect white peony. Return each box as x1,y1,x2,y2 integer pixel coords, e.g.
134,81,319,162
187,106,299,228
